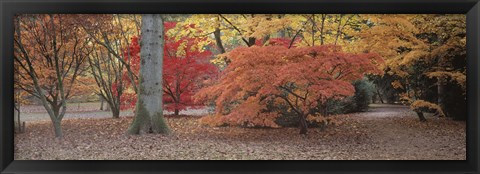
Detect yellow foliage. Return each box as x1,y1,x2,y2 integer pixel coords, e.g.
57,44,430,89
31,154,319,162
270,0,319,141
391,80,403,89
426,71,466,91
410,100,445,117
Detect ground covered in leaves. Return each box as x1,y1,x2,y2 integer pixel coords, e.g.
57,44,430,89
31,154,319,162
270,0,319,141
15,104,465,160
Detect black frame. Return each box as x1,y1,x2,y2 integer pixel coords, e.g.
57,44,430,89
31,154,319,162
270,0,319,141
1,0,479,173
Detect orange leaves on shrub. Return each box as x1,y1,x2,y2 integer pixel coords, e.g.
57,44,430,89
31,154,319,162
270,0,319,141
196,45,383,128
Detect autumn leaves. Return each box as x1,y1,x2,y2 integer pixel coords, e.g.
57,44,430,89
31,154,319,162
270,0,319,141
195,45,383,134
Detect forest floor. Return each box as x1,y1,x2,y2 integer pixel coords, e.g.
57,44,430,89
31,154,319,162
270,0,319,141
14,104,466,160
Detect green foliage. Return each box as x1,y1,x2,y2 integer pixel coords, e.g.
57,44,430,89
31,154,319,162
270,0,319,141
325,80,375,114
351,80,375,112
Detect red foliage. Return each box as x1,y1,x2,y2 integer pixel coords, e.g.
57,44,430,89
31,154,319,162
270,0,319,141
195,45,383,128
120,22,218,114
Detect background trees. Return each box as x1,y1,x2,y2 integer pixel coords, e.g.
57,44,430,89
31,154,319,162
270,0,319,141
79,14,140,118
87,42,125,118
354,14,466,121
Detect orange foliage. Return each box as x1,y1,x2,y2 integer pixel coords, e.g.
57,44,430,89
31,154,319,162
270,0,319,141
196,45,383,128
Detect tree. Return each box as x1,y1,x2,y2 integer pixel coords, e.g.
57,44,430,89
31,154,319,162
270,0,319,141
355,14,466,121
14,14,91,138
127,14,170,135
78,14,142,118
87,43,124,118
121,22,218,115
413,14,466,120
195,45,383,134
173,14,292,66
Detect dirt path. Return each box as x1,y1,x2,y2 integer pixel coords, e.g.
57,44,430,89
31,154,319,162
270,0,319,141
14,104,465,160
349,104,466,159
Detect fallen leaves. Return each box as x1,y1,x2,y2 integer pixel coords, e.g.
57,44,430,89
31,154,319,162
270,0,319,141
14,105,466,160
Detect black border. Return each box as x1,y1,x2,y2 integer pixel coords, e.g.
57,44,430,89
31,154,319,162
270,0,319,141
1,0,479,173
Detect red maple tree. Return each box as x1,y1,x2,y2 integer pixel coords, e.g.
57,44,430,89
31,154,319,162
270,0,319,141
195,45,383,134
119,22,218,115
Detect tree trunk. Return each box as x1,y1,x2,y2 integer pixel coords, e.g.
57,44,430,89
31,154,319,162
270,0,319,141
100,97,104,110
48,104,65,138
323,103,328,116
262,34,270,45
213,28,226,54
111,106,120,119
248,37,256,47
53,120,63,138
127,14,170,135
437,78,446,116
415,111,427,122
376,88,384,104
298,114,308,135
105,102,111,111
14,104,22,133
279,29,286,38
213,28,230,65
174,109,179,116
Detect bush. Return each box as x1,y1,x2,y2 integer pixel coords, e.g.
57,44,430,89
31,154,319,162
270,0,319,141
274,79,375,127
325,79,375,114
351,80,375,112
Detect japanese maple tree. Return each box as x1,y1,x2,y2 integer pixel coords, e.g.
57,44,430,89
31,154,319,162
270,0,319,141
120,22,218,115
195,45,383,134
14,14,91,138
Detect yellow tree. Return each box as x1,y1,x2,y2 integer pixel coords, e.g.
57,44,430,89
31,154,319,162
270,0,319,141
77,14,142,119
413,14,466,120
87,42,125,118
355,14,466,121
284,14,363,50
79,14,141,94
172,14,291,66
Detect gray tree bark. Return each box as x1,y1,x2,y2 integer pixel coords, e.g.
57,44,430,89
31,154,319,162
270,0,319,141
100,95,104,110
127,14,170,135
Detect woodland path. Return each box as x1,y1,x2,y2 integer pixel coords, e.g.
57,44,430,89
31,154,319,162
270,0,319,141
348,104,466,159
15,103,465,160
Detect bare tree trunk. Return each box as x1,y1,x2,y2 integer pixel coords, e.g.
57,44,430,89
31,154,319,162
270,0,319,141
298,114,308,135
105,102,111,111
127,14,170,135
213,28,226,54
111,106,120,119
416,111,427,122
376,88,385,104
100,96,104,110
262,34,270,45
53,120,63,137
14,103,23,133
248,37,256,47
319,14,326,45
49,104,65,138
437,78,446,116
213,27,230,65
